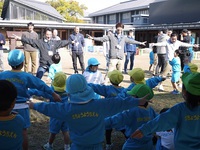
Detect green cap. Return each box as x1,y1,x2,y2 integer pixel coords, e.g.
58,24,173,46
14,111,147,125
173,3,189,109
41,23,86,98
52,72,67,92
128,68,146,84
108,70,124,85
182,73,200,96
127,84,154,100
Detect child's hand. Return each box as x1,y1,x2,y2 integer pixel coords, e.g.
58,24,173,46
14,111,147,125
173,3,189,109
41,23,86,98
27,101,35,109
138,94,152,105
52,92,61,102
131,129,144,138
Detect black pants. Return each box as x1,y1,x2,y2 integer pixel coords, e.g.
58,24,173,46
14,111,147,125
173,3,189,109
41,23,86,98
72,51,85,73
155,54,167,75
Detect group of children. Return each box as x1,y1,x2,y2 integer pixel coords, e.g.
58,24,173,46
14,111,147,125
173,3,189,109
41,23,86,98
0,49,199,150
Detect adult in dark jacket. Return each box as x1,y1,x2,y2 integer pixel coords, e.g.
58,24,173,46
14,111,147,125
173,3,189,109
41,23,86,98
14,27,71,79
68,26,85,74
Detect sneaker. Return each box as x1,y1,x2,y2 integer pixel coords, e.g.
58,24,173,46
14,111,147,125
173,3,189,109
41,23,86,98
158,84,164,92
43,143,53,150
171,90,180,95
106,144,114,150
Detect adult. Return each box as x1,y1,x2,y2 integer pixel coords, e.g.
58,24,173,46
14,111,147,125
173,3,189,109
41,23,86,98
188,30,195,63
179,29,191,70
68,26,85,74
124,30,137,74
151,33,199,77
88,23,146,72
21,22,39,74
155,29,170,76
52,29,61,41
0,32,6,72
14,27,72,79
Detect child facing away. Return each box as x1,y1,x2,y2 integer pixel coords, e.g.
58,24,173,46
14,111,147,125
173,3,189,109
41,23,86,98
169,49,181,94
105,84,157,150
88,70,125,149
46,53,62,82
118,68,166,98
31,72,70,150
149,49,157,75
28,74,149,150
131,72,200,150
155,108,175,150
0,80,27,150
83,57,105,99
0,49,61,148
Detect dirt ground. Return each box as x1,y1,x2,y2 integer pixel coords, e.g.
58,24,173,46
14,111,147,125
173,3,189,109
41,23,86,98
2,49,200,150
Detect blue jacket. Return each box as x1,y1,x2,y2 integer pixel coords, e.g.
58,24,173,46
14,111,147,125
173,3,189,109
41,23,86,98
139,102,200,150
169,57,181,72
88,83,125,98
33,96,140,146
69,32,85,51
0,71,54,103
124,36,137,53
0,114,26,150
118,76,163,98
105,107,157,150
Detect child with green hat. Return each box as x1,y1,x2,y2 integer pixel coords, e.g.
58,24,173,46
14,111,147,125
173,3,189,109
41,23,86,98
132,72,200,150
118,68,165,98
88,70,125,149
28,74,149,150
105,84,157,150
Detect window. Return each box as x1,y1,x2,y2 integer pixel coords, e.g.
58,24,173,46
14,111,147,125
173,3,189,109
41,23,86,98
122,12,130,19
18,7,25,19
11,3,18,19
26,9,34,20
98,16,103,22
34,12,41,20
109,14,115,21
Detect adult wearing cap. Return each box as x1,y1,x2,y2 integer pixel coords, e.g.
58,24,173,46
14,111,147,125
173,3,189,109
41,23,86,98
105,84,156,150
179,29,191,70
21,22,38,74
14,27,72,79
131,73,200,150
29,74,149,150
87,23,146,73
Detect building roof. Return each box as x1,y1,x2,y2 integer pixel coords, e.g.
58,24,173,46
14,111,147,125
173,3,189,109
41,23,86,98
89,0,167,17
1,0,64,20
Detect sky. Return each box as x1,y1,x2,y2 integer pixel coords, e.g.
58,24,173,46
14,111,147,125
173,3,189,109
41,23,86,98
38,0,128,13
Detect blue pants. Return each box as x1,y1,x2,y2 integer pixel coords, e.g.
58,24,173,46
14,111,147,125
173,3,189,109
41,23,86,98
124,51,135,72
36,66,49,79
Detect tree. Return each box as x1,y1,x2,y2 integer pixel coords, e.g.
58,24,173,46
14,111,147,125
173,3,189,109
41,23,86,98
0,0,4,15
46,0,87,23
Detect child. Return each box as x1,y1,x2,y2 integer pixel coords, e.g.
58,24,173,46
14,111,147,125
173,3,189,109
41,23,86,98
46,53,62,82
131,72,200,150
183,63,198,73
156,108,175,150
88,70,125,149
0,80,27,150
43,72,70,150
169,49,181,94
149,49,157,75
29,74,149,150
118,68,165,98
83,57,104,98
0,49,61,147
105,84,157,150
